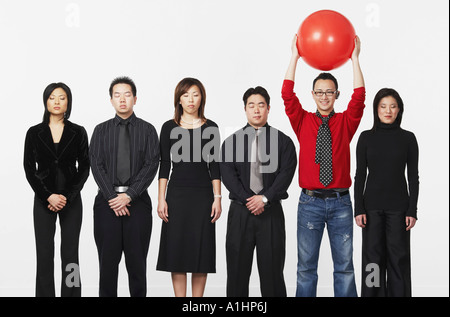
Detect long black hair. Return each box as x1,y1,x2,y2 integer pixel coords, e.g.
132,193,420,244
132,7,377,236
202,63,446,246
372,88,404,131
42,82,72,124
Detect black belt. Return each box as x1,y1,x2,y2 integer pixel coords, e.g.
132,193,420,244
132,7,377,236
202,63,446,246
231,200,245,206
302,188,349,199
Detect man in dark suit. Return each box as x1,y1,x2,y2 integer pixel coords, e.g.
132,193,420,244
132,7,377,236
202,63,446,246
90,76,159,297
220,86,297,297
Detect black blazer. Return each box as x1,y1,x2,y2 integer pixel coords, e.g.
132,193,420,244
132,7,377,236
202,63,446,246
220,123,297,204
24,120,90,205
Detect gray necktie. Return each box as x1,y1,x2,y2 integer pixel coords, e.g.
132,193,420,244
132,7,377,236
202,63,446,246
250,129,263,194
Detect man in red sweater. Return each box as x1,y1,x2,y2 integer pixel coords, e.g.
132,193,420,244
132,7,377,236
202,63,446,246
282,35,365,297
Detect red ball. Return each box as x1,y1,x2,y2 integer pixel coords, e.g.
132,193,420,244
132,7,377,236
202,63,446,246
297,10,356,71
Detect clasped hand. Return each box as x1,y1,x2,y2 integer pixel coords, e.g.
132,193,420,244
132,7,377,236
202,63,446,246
47,194,67,212
109,193,131,217
246,195,265,216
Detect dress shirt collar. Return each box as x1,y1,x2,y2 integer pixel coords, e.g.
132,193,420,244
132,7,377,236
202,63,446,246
244,122,270,131
113,112,137,126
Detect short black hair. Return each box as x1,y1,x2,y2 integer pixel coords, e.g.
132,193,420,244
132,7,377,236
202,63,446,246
313,73,339,91
42,82,72,124
243,86,270,107
109,76,137,98
372,88,404,131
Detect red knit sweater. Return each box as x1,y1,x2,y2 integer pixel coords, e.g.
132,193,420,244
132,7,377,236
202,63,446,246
281,79,366,190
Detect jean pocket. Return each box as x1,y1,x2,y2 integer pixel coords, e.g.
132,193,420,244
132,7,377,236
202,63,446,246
339,194,352,206
299,193,314,205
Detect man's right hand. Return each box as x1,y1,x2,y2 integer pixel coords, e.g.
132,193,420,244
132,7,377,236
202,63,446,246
246,195,265,216
291,34,300,60
285,34,301,82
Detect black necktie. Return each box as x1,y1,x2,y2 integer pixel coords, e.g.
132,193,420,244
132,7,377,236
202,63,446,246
315,110,335,187
117,120,131,185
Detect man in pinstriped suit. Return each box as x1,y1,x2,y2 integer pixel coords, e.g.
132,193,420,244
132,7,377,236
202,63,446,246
90,76,160,297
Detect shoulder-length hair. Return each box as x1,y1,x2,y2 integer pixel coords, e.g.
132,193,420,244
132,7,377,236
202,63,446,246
173,77,206,126
42,82,72,124
372,87,404,131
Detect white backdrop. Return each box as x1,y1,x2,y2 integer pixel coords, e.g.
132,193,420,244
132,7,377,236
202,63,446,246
0,0,448,297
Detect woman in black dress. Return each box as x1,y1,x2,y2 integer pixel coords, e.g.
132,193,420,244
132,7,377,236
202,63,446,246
354,88,419,296
156,77,222,297
24,82,90,296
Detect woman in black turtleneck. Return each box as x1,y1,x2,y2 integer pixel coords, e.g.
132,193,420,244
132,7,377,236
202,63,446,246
354,88,419,297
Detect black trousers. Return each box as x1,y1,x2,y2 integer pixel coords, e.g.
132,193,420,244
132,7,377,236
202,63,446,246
361,209,411,297
226,201,286,297
93,191,152,297
33,194,82,297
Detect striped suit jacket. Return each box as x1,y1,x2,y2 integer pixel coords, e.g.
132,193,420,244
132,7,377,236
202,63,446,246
89,112,160,201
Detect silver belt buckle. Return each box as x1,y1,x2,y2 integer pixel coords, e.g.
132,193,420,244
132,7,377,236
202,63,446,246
114,186,129,193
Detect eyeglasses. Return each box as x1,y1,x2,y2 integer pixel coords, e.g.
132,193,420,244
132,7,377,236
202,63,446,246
313,90,338,97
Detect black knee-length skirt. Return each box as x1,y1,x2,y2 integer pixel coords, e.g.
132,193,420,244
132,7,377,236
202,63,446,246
156,185,216,273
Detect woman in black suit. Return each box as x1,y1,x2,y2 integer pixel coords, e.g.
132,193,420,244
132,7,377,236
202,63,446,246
24,82,90,297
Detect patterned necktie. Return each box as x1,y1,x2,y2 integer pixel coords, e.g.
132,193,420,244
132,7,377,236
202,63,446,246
250,129,263,194
117,120,131,185
315,110,335,187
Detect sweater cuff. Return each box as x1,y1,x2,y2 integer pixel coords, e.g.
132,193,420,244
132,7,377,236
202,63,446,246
282,80,295,96
406,209,418,220
353,200,366,217
352,86,366,101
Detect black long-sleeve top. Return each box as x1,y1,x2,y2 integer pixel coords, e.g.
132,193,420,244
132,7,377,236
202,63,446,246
354,122,419,219
89,112,160,201
158,119,221,187
220,123,297,204
24,120,90,204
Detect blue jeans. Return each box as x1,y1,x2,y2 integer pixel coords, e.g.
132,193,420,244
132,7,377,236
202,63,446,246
296,191,357,297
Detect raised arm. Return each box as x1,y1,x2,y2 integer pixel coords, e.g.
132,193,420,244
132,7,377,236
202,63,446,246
282,34,306,135
285,34,301,81
351,36,365,89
